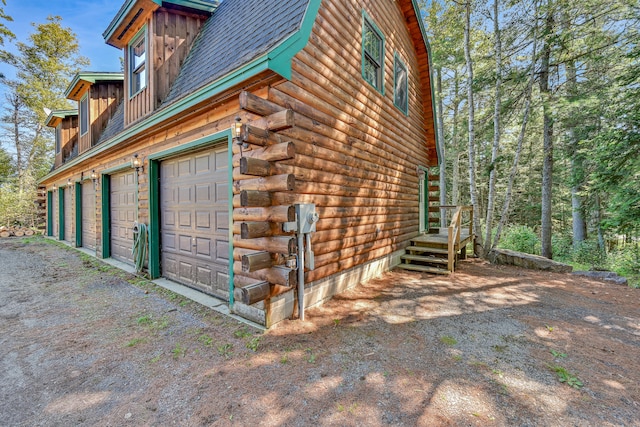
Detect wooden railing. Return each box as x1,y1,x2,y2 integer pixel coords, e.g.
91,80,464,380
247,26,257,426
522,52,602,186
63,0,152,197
437,205,473,272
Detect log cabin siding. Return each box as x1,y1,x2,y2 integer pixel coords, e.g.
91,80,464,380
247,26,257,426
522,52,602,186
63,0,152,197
263,0,433,284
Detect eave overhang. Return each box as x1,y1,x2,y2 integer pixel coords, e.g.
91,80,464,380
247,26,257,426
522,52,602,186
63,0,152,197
64,72,125,101
45,109,78,128
103,0,161,48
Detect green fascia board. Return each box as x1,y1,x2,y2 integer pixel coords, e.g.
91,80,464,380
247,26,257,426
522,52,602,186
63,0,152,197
409,0,441,165
45,109,78,127
267,0,322,80
103,0,162,41
167,0,219,13
148,160,160,278
101,175,111,258
64,72,125,99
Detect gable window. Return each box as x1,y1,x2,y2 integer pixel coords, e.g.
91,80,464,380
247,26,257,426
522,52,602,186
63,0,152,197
362,12,385,93
55,125,61,154
80,95,88,136
394,53,409,115
129,29,147,95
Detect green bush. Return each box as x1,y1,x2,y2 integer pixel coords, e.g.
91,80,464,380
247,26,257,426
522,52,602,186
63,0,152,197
572,239,606,268
498,226,540,254
552,233,574,262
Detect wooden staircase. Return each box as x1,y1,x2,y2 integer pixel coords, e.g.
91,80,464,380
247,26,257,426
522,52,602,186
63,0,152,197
396,205,475,275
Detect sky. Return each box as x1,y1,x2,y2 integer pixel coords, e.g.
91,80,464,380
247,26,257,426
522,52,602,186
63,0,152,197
1,0,123,86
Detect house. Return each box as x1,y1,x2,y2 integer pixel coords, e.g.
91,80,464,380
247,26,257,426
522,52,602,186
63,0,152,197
39,0,441,327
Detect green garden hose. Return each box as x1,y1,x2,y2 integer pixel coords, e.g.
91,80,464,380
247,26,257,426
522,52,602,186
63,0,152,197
132,222,148,273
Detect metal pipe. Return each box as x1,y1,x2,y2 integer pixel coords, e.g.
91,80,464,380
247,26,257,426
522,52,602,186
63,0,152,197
297,231,305,321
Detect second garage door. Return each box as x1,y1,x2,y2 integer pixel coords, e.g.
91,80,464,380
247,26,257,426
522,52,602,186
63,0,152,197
110,171,137,264
82,182,96,250
64,187,73,243
51,191,59,238
160,145,229,299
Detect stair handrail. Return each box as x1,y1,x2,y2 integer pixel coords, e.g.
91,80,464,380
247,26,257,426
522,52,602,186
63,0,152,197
446,205,473,272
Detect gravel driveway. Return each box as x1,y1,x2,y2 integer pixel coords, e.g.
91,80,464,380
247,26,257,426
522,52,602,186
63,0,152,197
1,237,638,426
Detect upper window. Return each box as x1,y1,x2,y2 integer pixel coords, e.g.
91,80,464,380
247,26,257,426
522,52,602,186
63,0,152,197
129,29,147,96
362,12,385,93
394,53,409,115
80,95,88,136
55,125,61,154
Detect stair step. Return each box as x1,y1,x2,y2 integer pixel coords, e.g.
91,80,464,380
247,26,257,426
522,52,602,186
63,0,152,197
406,246,449,255
401,254,448,264
395,264,450,275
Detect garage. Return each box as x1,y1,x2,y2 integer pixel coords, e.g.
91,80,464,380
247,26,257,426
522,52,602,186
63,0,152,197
81,182,96,250
64,187,73,243
51,191,59,238
160,145,229,299
110,170,137,264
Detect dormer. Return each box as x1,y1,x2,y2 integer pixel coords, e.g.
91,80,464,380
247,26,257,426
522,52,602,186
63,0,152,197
103,0,217,127
46,110,78,169
64,72,125,154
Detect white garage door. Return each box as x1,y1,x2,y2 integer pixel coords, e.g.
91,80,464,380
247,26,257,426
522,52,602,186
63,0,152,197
64,187,73,243
51,191,59,238
82,182,96,250
110,171,137,264
160,145,229,299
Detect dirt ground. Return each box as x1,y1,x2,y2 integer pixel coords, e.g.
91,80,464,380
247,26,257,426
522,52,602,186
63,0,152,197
0,237,638,426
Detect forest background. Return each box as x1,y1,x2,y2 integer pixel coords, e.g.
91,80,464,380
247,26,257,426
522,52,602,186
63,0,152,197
0,0,638,285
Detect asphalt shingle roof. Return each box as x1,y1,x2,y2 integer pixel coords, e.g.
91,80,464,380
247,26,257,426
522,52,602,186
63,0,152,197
97,101,125,145
162,0,310,105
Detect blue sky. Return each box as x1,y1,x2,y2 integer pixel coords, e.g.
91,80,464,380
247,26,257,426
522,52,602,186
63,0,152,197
1,0,123,82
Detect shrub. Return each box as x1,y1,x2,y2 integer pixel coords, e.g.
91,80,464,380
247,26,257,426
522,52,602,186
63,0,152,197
498,226,540,254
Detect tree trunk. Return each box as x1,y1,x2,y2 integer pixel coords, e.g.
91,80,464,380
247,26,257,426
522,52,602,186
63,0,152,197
464,0,482,250
484,0,503,254
540,8,554,259
451,70,461,207
436,67,447,228
493,0,540,251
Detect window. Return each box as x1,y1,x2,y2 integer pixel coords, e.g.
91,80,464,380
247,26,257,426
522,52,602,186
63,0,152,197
129,29,147,95
362,12,384,93
55,125,61,154
80,95,88,136
394,53,409,115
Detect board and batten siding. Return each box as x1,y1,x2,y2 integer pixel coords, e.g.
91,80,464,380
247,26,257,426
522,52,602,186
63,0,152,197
267,0,433,284
54,116,79,169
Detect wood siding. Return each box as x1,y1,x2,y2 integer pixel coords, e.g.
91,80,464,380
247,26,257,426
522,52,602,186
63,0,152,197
264,0,434,284
124,9,205,127
153,9,205,106
78,82,123,154
55,116,79,169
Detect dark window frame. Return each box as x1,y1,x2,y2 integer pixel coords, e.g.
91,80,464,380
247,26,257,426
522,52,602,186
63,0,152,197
361,11,385,94
393,52,409,115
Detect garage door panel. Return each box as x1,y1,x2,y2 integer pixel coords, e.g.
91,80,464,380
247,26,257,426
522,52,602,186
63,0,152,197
52,194,59,238
81,183,96,250
215,182,228,203
161,145,228,298
64,188,73,242
216,239,229,262
110,171,136,265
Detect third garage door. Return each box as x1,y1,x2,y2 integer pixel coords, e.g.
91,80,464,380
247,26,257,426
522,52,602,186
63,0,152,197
110,170,137,265
160,145,229,299
82,182,96,250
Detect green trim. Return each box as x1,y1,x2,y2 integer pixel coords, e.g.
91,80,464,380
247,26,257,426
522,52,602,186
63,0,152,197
148,159,160,279
168,0,219,13
75,182,82,247
47,191,53,237
101,175,111,259
79,94,89,137
268,0,322,79
409,1,441,165
103,0,161,42
226,132,234,309
58,188,65,241
99,161,133,259
64,72,124,99
393,52,409,116
46,109,78,127
361,10,386,95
